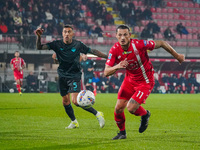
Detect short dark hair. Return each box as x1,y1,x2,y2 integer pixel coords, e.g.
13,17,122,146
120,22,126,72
63,25,73,30
116,25,130,33
15,51,19,53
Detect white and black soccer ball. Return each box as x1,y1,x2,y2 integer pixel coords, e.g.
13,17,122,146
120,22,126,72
77,90,95,107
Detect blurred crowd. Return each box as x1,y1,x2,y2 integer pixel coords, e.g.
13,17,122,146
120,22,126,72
154,73,200,94
0,0,199,47
108,0,193,41
0,0,114,36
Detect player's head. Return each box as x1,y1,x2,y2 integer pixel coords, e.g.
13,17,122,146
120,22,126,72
14,51,20,57
116,25,131,47
82,54,87,61
62,25,74,44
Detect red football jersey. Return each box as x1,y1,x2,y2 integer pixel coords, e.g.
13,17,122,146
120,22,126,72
106,39,155,83
10,57,25,75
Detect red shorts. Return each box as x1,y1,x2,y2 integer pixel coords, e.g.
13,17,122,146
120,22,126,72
118,77,155,104
14,71,23,81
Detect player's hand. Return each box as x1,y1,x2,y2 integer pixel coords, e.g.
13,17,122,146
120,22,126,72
177,54,185,64
52,53,59,64
88,68,94,71
118,58,128,69
35,27,44,36
52,53,57,60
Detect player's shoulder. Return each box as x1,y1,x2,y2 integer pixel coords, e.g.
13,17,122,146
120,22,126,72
72,39,86,46
20,57,25,61
110,41,120,50
10,58,15,62
131,39,145,45
73,39,82,44
50,39,62,44
55,39,63,43
131,39,154,48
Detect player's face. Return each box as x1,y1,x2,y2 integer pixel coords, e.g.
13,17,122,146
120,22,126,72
82,54,87,61
15,52,20,57
62,27,74,44
116,29,131,48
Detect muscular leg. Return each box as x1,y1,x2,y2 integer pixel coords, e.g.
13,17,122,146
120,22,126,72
63,93,76,121
71,92,97,115
71,93,105,128
16,79,21,93
114,99,128,132
20,79,23,87
112,99,128,139
127,98,147,116
127,98,150,133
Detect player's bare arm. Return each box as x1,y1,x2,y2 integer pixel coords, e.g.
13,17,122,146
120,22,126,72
154,40,185,64
35,28,49,50
21,63,26,69
52,53,59,64
10,62,14,71
89,49,107,59
104,58,128,77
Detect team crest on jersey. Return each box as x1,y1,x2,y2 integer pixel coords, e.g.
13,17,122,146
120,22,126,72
108,53,112,59
143,40,147,46
118,55,121,59
71,48,76,52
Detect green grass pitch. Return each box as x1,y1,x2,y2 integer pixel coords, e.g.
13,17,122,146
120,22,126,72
0,93,200,150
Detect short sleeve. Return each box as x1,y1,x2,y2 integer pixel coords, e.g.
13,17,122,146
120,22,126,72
137,40,155,51
10,59,13,64
105,47,116,67
80,42,90,54
47,41,57,51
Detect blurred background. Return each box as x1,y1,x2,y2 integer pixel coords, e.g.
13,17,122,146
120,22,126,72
0,0,200,94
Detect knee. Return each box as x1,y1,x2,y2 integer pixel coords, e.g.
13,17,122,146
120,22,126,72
62,96,70,105
127,103,139,114
115,106,124,114
71,96,78,106
127,106,136,114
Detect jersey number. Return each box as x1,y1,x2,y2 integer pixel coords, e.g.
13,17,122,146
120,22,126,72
136,91,144,99
73,82,77,91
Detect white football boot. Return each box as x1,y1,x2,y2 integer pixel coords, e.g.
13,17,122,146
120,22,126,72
65,119,79,129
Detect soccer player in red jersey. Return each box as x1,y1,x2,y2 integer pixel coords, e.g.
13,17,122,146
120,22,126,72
10,51,26,95
104,25,185,140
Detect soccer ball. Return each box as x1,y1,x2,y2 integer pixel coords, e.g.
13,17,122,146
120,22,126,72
9,88,14,93
77,90,95,107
